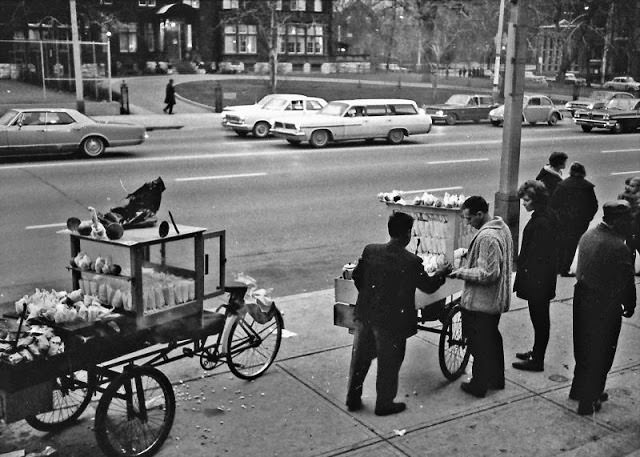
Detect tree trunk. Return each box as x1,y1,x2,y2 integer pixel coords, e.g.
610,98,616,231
600,1,615,85
269,6,278,93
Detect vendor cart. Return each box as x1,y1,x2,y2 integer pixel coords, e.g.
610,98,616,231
1,225,283,457
334,192,474,380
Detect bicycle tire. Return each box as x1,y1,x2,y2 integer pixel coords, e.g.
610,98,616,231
439,305,471,381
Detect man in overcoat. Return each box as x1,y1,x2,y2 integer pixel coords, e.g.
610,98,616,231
163,79,176,114
570,200,636,415
346,211,450,416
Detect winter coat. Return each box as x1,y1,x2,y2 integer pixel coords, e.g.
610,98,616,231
550,176,598,233
536,166,562,197
164,83,176,105
514,207,559,301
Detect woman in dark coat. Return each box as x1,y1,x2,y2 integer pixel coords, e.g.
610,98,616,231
513,180,559,371
550,162,598,276
163,79,176,114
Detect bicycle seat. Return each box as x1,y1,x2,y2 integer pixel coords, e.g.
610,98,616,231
224,285,248,296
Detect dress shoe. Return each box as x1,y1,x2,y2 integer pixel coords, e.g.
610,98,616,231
346,398,363,412
577,399,602,415
460,381,486,398
569,391,608,402
512,359,544,372
374,402,406,416
515,350,533,361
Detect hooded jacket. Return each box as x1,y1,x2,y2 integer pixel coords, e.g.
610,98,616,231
454,216,513,315
536,166,562,197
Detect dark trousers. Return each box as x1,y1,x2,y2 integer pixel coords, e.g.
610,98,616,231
346,321,406,407
163,102,175,114
528,298,550,362
570,286,622,402
462,309,504,393
558,226,588,274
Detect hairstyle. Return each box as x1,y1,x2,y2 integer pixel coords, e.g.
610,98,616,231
518,180,549,207
569,161,586,178
461,196,489,214
548,151,568,168
625,177,632,185
388,211,414,238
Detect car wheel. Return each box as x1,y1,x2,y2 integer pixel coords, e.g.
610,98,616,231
387,129,405,145
490,120,502,127
81,136,105,158
580,125,593,133
611,121,623,134
252,121,271,138
529,121,537,126
309,129,330,148
445,114,457,125
235,130,248,137
547,113,559,126
286,139,301,146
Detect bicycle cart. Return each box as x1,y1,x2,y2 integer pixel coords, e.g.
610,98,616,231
333,191,475,380
0,225,283,457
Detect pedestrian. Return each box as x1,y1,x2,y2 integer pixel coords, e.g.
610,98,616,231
346,211,451,416
550,162,598,277
462,67,467,78
163,78,176,114
449,196,513,398
617,176,640,268
535,151,568,197
569,200,636,415
458,68,463,78
512,180,559,372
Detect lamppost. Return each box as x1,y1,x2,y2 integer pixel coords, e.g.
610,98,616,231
106,31,112,102
492,0,506,101
69,0,84,113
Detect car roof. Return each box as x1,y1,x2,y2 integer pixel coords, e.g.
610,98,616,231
13,108,75,112
328,99,417,105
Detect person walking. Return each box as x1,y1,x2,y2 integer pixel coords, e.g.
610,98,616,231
163,78,176,114
569,200,636,415
449,196,513,398
535,151,568,197
617,176,640,270
512,180,559,372
550,162,598,277
346,211,451,416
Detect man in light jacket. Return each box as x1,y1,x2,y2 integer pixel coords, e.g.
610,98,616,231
449,196,513,398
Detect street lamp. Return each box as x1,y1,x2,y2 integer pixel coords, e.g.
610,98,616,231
492,0,506,101
106,31,112,102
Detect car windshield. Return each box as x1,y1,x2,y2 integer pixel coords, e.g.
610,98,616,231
257,94,279,107
262,98,292,110
318,102,349,116
445,94,471,105
606,98,636,110
0,109,19,126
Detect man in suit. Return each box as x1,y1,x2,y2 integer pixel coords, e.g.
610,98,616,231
346,211,451,416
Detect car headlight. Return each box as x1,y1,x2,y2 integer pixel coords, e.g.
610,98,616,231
603,114,609,120
435,110,444,116
564,102,571,109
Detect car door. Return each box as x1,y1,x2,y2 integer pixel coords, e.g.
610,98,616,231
363,104,389,138
477,96,496,120
44,111,82,151
523,97,544,122
342,105,369,139
6,111,47,151
539,96,555,122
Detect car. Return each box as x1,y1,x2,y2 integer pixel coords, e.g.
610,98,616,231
564,91,634,117
524,71,549,87
602,76,640,92
422,94,498,125
218,61,245,74
573,97,640,133
489,94,563,127
221,94,327,138
562,72,587,86
270,98,432,148
0,108,147,158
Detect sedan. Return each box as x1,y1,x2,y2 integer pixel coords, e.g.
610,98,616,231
602,76,640,93
573,98,640,133
221,94,327,138
564,91,634,117
0,108,147,158
422,94,498,125
489,94,563,127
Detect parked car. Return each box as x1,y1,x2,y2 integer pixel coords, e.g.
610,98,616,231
562,72,587,86
489,94,563,127
218,61,245,74
422,94,498,125
221,94,327,138
564,91,634,117
270,99,432,148
524,71,548,87
0,108,147,158
602,76,640,93
573,97,640,133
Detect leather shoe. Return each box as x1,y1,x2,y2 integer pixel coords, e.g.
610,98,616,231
577,399,602,415
512,359,544,372
346,398,363,412
515,350,533,361
570,391,608,402
460,381,486,398
374,402,406,416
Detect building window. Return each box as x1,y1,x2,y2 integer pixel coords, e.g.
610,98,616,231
276,0,282,10
144,23,155,52
224,24,257,54
183,0,200,7
314,0,322,12
278,25,285,54
223,0,239,9
100,0,113,4
306,24,323,54
158,22,165,51
119,23,138,53
290,0,305,11
138,0,156,6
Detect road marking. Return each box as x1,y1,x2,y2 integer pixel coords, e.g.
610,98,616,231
403,186,463,194
175,172,267,182
25,222,67,230
427,158,489,165
601,148,640,154
611,170,640,176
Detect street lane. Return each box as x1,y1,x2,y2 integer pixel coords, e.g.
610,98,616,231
1,123,638,300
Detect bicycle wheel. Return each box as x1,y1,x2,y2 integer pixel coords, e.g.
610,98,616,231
439,305,470,381
226,307,283,380
95,366,175,457
25,370,94,431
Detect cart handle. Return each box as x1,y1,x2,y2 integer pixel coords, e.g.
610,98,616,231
13,302,28,349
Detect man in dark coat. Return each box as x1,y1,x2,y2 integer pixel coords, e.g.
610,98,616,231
550,162,598,276
346,211,450,416
535,151,567,197
570,201,636,415
163,78,176,114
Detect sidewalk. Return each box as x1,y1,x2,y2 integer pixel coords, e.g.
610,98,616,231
1,275,639,457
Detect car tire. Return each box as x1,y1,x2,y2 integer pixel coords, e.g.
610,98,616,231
387,129,405,145
529,121,537,126
547,113,559,126
286,139,301,146
611,121,623,134
252,121,271,138
445,114,457,125
235,130,248,137
490,120,502,127
581,125,593,133
81,136,106,158
309,129,330,148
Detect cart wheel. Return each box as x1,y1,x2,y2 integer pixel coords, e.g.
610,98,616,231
439,305,470,381
226,307,283,380
25,370,94,431
95,366,175,457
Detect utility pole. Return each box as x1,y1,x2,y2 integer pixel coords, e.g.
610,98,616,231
70,0,84,113
494,0,526,254
492,0,506,101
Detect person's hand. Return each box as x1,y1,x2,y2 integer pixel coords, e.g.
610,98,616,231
448,269,459,279
436,261,453,277
623,307,635,318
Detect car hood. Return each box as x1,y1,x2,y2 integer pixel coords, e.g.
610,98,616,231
422,103,461,111
223,104,260,112
489,105,505,116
